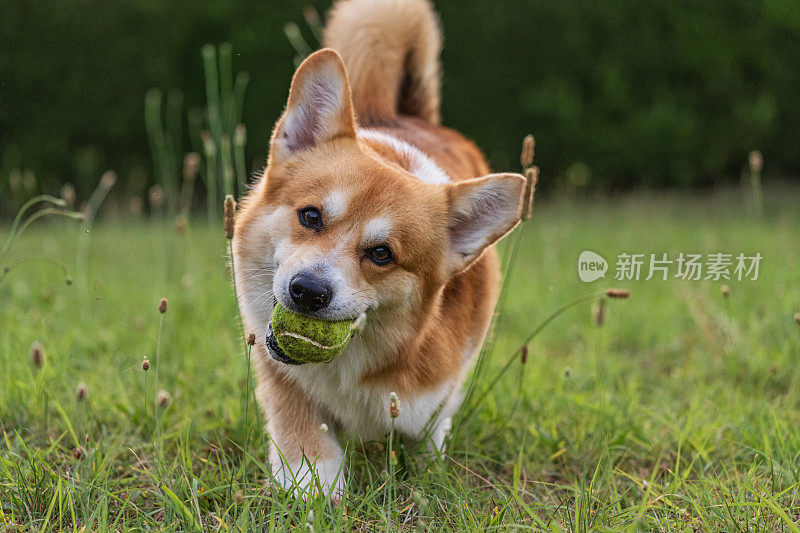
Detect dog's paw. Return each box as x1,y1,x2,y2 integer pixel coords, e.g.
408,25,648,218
427,415,452,455
271,455,347,500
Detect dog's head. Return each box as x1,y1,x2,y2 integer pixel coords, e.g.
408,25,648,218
234,49,525,357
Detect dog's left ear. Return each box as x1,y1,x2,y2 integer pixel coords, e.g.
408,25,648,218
445,173,526,274
270,48,357,163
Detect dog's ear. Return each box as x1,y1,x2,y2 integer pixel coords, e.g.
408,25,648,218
444,173,526,274
270,49,357,163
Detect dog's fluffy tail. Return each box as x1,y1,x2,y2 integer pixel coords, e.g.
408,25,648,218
323,0,441,125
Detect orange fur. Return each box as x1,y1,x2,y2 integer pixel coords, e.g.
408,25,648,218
232,0,525,498
323,0,441,124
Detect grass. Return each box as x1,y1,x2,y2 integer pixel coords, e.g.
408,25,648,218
1,185,800,530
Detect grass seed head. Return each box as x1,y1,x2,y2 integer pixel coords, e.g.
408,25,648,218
128,197,144,215
72,446,86,460
30,342,44,368
303,5,321,27
389,392,400,419
183,152,201,181
201,130,216,157
21,169,36,191
606,288,631,299
234,124,247,147
521,134,536,169
721,285,730,298
247,333,256,346
142,357,150,371
175,215,186,235
8,168,21,192
61,183,76,209
522,166,539,221
148,184,164,211
748,150,763,174
100,170,117,190
158,298,168,314
593,298,606,326
224,195,237,239
75,382,88,401
411,489,430,511
157,390,171,408
521,345,529,364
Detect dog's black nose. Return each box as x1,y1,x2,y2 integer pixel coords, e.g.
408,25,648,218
289,273,332,312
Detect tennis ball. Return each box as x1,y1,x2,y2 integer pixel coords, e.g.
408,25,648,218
269,302,352,363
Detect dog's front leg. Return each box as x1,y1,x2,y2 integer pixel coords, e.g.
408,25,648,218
259,367,346,499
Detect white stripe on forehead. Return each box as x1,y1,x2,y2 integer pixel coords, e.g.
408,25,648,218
323,189,351,222
357,129,450,185
362,216,392,245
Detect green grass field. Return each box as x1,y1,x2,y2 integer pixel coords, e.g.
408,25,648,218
2,186,800,531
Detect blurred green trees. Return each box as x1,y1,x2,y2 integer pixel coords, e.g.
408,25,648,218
1,0,798,211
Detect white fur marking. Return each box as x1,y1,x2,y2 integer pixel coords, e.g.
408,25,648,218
323,189,350,222
362,216,392,245
358,129,450,184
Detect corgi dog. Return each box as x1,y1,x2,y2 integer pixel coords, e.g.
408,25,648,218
232,0,526,497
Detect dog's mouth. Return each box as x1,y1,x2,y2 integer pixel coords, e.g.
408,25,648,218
265,323,304,365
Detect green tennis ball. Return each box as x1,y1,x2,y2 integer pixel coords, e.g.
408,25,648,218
270,302,352,363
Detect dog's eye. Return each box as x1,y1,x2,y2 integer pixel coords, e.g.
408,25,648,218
366,245,394,265
298,207,323,230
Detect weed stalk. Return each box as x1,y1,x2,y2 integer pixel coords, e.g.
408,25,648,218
284,22,313,67
456,135,537,436
221,135,234,196
154,298,167,467
457,289,629,427
387,392,399,532
223,194,256,503
76,172,116,292
233,125,247,196
201,131,218,225
1,195,80,268
748,150,764,217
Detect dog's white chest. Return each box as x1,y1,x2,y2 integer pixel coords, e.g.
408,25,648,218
283,344,453,442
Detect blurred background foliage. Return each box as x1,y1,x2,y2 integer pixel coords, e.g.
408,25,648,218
1,0,799,215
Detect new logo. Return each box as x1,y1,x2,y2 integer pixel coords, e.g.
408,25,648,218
578,250,608,282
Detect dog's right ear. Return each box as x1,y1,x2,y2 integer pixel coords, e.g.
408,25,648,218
269,49,357,164
444,173,526,275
